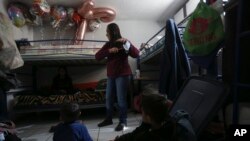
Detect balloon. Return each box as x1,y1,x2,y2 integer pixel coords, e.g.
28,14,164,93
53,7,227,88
8,2,36,24
77,0,95,18
65,8,76,28
32,0,50,16
67,8,74,20
75,19,88,45
74,0,116,44
72,11,81,25
88,19,100,31
33,15,43,26
51,6,67,21
7,5,26,27
77,0,116,22
50,6,67,28
92,7,116,23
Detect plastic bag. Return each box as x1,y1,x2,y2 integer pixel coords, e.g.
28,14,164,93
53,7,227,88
0,12,24,70
183,2,224,56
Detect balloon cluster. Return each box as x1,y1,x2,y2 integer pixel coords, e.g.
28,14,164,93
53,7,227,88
7,0,116,44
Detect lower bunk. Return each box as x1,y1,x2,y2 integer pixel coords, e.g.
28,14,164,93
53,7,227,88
11,80,107,113
13,91,105,113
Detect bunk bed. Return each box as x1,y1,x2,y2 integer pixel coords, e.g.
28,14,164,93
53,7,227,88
12,39,107,113
138,19,190,100
140,28,165,64
139,26,185,64
16,39,107,65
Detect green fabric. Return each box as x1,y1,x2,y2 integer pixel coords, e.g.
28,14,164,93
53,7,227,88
183,2,224,56
95,79,107,91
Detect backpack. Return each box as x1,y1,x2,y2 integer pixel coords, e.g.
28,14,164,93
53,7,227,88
172,110,197,141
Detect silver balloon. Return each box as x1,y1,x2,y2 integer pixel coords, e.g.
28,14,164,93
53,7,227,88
88,19,101,31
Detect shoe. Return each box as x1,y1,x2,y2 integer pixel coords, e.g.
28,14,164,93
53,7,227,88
97,119,113,127
115,123,126,131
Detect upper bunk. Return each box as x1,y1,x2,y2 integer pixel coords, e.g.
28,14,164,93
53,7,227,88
139,25,185,64
16,39,107,66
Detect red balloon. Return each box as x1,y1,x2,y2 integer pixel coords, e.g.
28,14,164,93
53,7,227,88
72,11,81,25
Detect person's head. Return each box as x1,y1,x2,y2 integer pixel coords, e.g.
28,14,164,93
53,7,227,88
141,94,169,125
106,23,122,42
60,103,81,123
57,66,68,77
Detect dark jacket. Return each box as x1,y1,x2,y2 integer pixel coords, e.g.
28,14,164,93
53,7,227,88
159,19,191,100
115,119,176,141
52,75,73,93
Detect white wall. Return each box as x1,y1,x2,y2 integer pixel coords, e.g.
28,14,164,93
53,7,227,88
33,20,164,49
174,8,184,25
186,0,200,16
174,0,201,24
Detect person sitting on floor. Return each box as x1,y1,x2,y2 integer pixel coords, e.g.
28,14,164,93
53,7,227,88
110,93,176,141
53,103,93,141
52,66,74,95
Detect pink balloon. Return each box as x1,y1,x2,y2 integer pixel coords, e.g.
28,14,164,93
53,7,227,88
77,0,95,18
74,19,88,45
74,0,116,44
77,0,116,22
92,7,116,23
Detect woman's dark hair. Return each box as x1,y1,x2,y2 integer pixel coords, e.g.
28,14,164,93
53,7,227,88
57,66,68,74
60,103,81,122
107,23,122,42
56,66,71,79
141,94,169,124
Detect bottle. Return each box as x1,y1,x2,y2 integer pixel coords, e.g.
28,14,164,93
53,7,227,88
0,132,5,141
135,69,140,79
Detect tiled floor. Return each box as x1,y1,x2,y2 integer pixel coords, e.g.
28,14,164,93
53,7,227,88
14,108,141,141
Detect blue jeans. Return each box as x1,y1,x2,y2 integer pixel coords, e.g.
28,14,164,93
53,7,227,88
105,75,129,124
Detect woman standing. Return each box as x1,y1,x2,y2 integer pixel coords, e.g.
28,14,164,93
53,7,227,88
95,23,139,131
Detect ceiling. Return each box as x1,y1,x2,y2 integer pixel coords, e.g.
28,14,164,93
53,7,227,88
13,0,187,22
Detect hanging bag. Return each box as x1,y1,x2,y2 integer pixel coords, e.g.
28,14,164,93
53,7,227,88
183,1,224,56
0,12,24,70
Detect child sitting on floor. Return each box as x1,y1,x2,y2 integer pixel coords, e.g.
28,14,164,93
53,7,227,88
111,93,176,141
53,103,92,141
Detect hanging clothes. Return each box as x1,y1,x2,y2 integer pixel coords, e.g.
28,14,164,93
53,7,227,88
159,19,191,100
